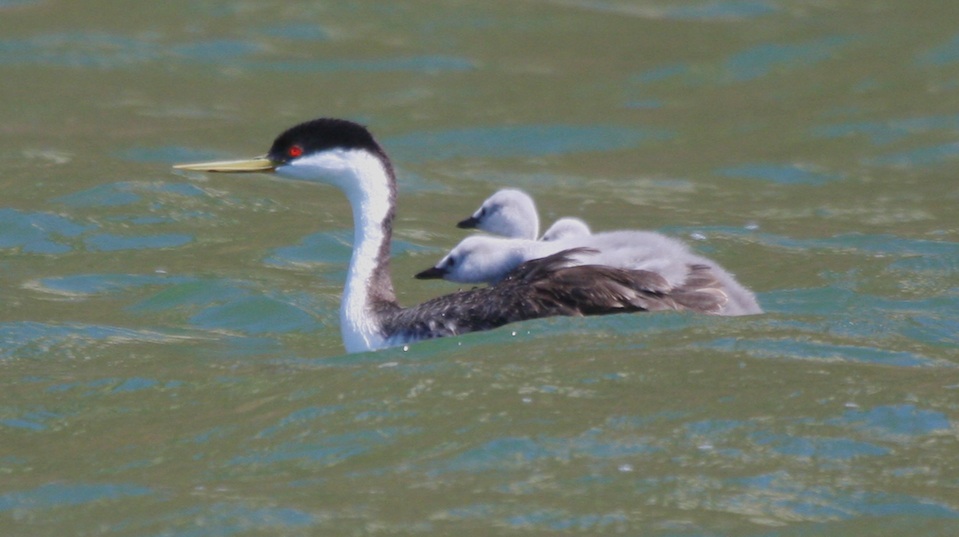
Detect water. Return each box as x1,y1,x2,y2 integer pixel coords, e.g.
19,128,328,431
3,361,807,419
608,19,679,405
2,1,958,535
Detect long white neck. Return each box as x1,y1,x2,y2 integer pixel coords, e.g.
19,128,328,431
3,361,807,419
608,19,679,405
278,149,397,353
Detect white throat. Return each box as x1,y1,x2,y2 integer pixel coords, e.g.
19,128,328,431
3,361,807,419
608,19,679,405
277,149,395,352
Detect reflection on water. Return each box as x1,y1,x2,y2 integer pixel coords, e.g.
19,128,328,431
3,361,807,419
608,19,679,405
2,0,959,535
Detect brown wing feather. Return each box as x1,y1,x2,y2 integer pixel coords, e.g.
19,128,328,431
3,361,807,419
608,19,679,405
668,263,728,314
379,249,727,343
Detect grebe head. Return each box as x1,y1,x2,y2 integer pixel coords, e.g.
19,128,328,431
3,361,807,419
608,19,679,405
541,217,591,242
174,118,392,186
173,117,397,239
415,235,528,284
457,189,539,240
266,118,392,187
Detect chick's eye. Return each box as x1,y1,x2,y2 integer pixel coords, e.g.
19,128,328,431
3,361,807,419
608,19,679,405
287,145,304,158
446,257,456,268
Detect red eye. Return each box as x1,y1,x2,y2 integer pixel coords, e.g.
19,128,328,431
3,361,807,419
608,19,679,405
288,145,303,158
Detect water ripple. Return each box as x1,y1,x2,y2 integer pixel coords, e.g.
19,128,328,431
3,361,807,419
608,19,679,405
812,113,959,145
865,142,959,168
546,0,777,21
229,427,420,467
917,33,959,65
134,502,317,535
242,55,475,73
663,1,777,21
0,31,475,74
387,125,673,162
84,232,193,251
266,230,429,269
0,483,153,512
827,404,952,439
722,471,959,522
53,181,210,208
188,296,322,334
701,337,949,367
716,163,843,185
723,36,851,82
0,208,91,254
0,321,189,360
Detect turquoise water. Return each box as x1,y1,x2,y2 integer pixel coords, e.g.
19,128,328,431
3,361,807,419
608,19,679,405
1,1,958,535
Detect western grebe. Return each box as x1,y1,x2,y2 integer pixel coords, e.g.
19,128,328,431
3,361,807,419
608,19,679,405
174,118,733,352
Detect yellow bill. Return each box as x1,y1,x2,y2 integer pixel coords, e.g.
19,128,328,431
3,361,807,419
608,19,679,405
173,157,275,173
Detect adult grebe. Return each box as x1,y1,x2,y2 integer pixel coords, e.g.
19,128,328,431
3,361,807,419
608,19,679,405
174,118,723,352
458,189,592,241
415,232,762,316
